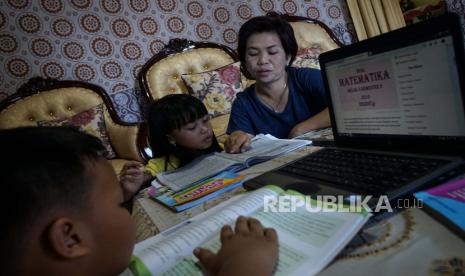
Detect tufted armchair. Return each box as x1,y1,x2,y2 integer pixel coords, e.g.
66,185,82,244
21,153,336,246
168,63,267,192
0,77,145,174
267,12,344,68
139,38,241,146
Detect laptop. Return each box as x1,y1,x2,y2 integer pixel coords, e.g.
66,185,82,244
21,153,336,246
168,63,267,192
244,13,465,206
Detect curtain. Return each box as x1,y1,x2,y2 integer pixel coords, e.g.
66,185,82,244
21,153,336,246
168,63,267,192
346,0,406,41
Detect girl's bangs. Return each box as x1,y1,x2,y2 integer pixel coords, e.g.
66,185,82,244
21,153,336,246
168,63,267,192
171,101,207,129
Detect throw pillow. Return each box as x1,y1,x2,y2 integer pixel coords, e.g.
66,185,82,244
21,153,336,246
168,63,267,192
181,61,243,117
292,45,323,69
38,104,116,159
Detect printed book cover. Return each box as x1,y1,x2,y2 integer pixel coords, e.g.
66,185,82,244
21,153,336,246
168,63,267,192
414,176,465,239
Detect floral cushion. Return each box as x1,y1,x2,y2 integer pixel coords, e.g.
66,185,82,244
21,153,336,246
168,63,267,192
292,45,323,69
181,61,243,117
37,104,116,159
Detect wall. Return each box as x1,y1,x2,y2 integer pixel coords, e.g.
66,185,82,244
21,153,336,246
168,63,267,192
0,0,356,122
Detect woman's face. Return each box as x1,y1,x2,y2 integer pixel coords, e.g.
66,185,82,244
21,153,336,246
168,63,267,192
244,31,290,85
169,114,214,150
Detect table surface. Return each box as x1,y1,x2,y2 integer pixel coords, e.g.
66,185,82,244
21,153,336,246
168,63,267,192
131,131,465,275
132,145,322,241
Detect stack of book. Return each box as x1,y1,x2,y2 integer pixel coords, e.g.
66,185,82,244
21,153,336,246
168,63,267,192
414,175,465,239
150,134,310,212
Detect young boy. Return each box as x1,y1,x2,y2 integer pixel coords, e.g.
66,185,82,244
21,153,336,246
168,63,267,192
0,127,278,276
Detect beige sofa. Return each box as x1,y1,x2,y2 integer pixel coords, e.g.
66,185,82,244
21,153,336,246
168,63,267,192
0,77,145,174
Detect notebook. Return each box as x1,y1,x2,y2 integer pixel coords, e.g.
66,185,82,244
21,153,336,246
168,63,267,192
244,13,465,209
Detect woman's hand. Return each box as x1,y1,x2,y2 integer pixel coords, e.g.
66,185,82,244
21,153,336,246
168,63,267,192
225,130,253,153
194,216,278,276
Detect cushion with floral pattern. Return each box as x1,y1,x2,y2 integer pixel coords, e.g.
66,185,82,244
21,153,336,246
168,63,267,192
37,104,116,159
292,45,323,69
181,62,243,117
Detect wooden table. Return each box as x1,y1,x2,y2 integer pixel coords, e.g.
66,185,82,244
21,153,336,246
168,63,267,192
130,142,465,275
132,145,322,242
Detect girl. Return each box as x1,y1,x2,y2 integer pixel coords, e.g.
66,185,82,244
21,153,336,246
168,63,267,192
120,94,222,197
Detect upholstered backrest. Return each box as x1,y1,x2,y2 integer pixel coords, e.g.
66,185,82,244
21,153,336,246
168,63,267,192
0,78,143,167
142,50,237,99
268,12,343,68
139,39,240,140
0,87,103,128
290,21,342,51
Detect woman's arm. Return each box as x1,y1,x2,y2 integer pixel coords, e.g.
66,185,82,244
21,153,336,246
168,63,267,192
288,107,330,138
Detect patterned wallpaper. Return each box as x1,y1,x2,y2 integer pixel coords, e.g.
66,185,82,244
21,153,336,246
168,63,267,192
0,0,356,122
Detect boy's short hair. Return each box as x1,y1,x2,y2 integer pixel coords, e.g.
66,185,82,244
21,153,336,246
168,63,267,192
237,15,298,78
0,127,106,271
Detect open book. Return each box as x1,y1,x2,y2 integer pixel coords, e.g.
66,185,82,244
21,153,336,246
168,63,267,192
130,185,371,276
157,134,310,192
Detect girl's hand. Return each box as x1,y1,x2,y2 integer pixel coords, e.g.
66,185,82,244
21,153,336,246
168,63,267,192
119,161,148,201
225,131,253,153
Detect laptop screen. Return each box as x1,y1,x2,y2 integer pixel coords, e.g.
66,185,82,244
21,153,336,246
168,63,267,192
320,13,465,152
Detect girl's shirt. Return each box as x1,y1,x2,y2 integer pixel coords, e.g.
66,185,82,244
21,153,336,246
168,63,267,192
144,144,224,178
144,155,180,177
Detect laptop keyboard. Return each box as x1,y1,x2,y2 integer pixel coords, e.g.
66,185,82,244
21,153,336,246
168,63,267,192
280,148,450,195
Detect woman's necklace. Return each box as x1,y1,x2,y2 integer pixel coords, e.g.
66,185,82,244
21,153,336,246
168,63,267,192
257,79,288,113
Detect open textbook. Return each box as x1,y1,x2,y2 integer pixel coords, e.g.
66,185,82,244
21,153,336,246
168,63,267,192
130,185,371,276
157,134,310,192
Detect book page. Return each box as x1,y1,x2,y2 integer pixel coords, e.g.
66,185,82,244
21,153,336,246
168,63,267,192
156,135,309,192
131,187,279,275
156,191,370,276
156,154,241,192
215,134,310,164
252,207,367,275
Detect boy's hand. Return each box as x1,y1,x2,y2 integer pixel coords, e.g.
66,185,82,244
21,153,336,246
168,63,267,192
119,161,148,201
225,131,253,153
194,216,278,276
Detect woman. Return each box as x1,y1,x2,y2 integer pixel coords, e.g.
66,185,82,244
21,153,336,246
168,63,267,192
225,16,330,153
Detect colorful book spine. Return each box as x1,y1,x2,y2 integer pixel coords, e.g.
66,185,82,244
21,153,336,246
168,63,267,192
414,176,465,233
152,171,246,212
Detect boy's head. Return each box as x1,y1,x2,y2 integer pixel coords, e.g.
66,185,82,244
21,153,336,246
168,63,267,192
0,127,135,276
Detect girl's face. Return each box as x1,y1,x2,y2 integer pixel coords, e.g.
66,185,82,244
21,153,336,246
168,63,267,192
169,114,214,150
245,31,290,85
